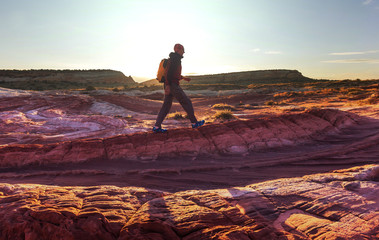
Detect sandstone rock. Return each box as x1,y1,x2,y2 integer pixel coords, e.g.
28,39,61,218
0,164,377,239
0,184,165,240
0,93,139,146
0,108,361,167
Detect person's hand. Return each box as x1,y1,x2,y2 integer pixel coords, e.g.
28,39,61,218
164,85,171,95
183,76,191,82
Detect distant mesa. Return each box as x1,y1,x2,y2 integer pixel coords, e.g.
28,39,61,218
0,69,311,90
141,69,312,86
0,69,136,90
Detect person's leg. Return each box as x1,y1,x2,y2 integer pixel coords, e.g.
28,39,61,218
170,83,198,123
154,92,173,128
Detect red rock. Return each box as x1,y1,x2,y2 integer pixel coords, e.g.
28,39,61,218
103,135,137,161
0,165,378,239
62,139,106,163
0,165,379,239
0,108,365,167
198,123,249,155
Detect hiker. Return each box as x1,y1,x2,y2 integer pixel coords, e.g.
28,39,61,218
153,43,205,133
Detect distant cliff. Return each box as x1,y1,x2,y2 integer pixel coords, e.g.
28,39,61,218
0,69,136,90
186,70,310,85
0,69,135,84
141,69,313,86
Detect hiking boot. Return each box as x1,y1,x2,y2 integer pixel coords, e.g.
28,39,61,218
152,126,167,133
192,120,205,129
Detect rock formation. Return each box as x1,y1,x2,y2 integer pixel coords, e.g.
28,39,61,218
0,84,378,239
0,89,160,147
0,164,377,239
0,108,361,168
141,69,312,86
0,70,136,87
184,69,310,85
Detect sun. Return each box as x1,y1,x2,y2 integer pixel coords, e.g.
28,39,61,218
117,13,209,81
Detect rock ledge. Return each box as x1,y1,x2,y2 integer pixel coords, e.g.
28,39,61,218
0,164,377,239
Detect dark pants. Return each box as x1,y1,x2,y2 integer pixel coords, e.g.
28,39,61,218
155,82,197,127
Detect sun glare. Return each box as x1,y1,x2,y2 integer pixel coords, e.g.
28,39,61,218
117,6,210,80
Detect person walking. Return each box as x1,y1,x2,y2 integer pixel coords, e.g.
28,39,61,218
153,43,205,133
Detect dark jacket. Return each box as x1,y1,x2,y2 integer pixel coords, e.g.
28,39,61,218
167,52,183,85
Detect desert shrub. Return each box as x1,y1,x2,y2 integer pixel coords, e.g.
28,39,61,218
182,84,244,91
86,85,96,91
265,100,287,106
274,92,289,98
112,87,120,92
213,110,236,120
345,88,365,96
285,107,306,112
167,112,187,120
337,94,349,100
115,115,132,119
273,91,301,98
275,89,336,98
358,93,379,105
211,103,236,111
242,104,258,109
123,85,136,90
318,88,337,95
366,97,378,104
265,100,279,106
367,93,379,103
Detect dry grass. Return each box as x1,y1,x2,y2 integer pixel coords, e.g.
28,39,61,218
211,103,236,111
167,112,187,120
237,103,258,109
357,93,379,105
213,110,236,120
265,100,287,106
274,89,340,98
265,100,276,106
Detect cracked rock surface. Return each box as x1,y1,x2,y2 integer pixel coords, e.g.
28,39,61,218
0,164,378,239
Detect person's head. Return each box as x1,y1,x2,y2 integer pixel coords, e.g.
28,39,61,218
174,43,185,56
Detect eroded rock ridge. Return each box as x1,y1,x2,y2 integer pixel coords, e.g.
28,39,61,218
0,164,377,239
0,108,360,168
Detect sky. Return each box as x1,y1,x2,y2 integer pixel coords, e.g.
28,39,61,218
1,0,379,82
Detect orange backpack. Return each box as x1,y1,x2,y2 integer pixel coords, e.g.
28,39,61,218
156,58,171,83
